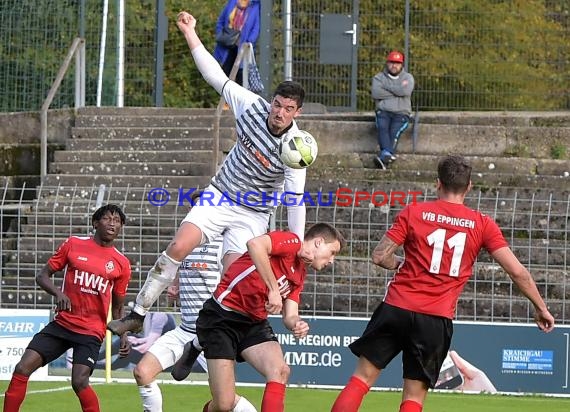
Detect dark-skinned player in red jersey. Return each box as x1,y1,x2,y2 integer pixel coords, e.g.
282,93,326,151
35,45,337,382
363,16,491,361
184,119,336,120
331,155,554,412
196,222,345,412
3,204,132,412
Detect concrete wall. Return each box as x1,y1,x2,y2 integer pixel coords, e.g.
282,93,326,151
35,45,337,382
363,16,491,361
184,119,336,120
0,109,74,175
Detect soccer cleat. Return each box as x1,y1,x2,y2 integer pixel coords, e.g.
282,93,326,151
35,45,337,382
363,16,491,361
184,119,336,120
374,155,387,170
107,312,145,335
171,341,201,381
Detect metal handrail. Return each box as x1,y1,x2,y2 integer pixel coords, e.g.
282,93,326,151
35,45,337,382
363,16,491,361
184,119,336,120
211,42,252,176
40,37,86,179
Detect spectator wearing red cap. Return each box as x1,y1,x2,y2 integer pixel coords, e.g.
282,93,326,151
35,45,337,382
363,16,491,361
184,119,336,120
371,50,415,169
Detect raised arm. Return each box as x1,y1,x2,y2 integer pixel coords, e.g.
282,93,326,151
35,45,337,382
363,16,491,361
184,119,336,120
177,11,229,94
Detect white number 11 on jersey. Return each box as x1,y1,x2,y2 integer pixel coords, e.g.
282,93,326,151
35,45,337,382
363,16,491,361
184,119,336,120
427,228,466,277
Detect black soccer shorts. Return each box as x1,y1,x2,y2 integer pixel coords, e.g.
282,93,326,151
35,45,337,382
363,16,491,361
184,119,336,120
196,298,277,362
27,321,102,370
349,302,453,388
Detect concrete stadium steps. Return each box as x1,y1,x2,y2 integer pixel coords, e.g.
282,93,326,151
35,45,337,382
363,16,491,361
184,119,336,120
66,137,234,152
53,150,214,163
74,112,236,128
70,126,235,140
41,174,211,188
299,261,568,321
20,224,177,238
306,166,569,191
34,183,211,202
15,237,170,260
25,213,187,228
49,161,211,176
302,113,570,159
29,197,193,219
302,111,570,127
314,153,569,177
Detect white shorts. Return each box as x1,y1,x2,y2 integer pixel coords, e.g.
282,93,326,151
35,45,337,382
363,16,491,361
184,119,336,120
147,326,207,372
181,184,270,255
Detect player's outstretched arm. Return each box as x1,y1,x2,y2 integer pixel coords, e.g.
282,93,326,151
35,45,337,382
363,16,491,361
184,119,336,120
177,11,228,94
491,247,555,332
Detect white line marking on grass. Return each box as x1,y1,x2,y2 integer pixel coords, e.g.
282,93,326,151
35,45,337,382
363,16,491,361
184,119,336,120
0,382,104,398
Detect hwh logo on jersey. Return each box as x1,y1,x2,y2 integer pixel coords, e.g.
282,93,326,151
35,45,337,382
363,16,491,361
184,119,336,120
74,270,110,294
277,274,291,299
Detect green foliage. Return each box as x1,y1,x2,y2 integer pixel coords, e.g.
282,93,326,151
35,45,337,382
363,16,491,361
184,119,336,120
550,143,567,159
0,0,569,111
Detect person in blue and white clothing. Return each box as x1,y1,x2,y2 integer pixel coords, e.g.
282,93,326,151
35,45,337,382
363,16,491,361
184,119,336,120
107,10,307,338
214,0,260,85
132,192,257,412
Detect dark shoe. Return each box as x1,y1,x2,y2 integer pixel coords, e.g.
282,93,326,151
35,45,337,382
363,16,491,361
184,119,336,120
171,341,201,381
107,312,144,335
374,155,387,170
380,149,396,164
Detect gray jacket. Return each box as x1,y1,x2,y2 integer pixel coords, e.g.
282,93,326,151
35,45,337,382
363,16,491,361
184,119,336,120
372,67,415,116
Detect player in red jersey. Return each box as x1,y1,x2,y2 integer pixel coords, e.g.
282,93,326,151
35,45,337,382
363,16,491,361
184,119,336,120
3,204,132,412
331,155,554,412
197,223,344,412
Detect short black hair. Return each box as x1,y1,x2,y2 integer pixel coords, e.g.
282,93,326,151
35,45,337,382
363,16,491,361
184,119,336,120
274,81,305,108
437,155,472,194
305,222,346,250
92,204,126,225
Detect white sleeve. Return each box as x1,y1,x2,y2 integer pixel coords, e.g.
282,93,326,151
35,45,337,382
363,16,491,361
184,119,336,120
284,167,307,240
287,203,306,241
191,44,229,94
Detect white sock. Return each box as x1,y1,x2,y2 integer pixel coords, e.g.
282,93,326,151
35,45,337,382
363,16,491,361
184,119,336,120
135,252,181,314
138,381,163,412
232,396,258,412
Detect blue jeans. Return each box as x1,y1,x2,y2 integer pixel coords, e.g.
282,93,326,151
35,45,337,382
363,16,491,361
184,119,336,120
375,110,410,159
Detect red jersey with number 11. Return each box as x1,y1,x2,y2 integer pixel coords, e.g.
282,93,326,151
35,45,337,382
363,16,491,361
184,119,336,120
48,236,131,340
385,199,508,319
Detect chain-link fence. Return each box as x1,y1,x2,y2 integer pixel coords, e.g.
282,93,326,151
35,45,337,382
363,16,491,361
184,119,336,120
1,1,569,113
1,181,568,324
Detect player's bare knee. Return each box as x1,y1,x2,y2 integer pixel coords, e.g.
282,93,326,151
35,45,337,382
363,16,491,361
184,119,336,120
71,377,90,393
133,363,152,385
13,361,33,377
267,362,290,384
281,362,291,382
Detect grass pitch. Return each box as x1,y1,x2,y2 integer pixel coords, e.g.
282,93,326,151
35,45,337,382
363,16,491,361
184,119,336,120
0,380,569,411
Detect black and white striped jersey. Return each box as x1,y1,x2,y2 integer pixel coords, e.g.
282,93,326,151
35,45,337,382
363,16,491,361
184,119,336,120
178,237,223,333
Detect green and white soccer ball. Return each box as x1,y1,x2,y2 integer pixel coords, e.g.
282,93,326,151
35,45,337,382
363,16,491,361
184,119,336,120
279,130,318,169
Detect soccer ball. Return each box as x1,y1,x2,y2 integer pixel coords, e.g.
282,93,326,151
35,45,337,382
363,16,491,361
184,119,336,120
279,130,318,169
